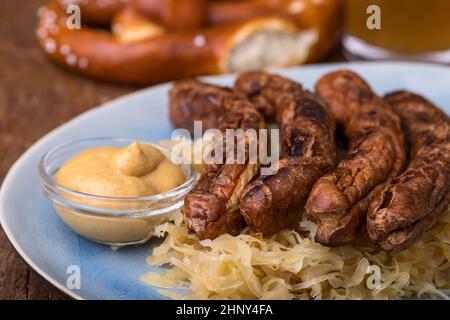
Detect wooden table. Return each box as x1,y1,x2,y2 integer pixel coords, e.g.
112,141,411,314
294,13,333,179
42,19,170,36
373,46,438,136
0,0,344,299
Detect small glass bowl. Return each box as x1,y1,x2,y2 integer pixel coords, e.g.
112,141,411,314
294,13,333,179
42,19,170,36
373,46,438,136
39,138,196,246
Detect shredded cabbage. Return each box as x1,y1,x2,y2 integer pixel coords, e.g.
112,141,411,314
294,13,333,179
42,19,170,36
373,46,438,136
141,207,450,300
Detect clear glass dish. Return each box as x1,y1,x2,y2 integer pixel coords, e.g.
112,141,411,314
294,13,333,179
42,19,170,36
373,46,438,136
39,137,196,246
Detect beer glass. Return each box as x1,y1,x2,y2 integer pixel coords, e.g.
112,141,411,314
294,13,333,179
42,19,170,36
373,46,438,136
343,0,450,63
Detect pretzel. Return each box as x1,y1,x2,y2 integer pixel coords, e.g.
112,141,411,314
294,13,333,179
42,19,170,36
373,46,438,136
56,0,127,26
133,0,206,30
57,0,206,29
208,0,343,62
367,91,450,252
112,7,166,43
305,71,406,247
36,0,342,85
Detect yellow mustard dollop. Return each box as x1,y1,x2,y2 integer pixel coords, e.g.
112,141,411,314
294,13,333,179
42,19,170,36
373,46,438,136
56,141,185,198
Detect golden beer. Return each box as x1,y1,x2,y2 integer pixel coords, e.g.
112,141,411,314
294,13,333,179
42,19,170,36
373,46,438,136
345,0,450,58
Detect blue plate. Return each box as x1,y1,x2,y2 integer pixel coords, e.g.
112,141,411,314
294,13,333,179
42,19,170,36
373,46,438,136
1,62,449,300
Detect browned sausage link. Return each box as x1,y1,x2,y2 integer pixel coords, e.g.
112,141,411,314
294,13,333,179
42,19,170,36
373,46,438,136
367,91,450,252
184,95,265,239
306,70,406,246
234,71,303,122
169,78,281,134
169,79,234,134
235,72,336,235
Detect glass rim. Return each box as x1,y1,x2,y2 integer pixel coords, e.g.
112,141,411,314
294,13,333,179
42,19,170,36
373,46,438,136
39,137,196,216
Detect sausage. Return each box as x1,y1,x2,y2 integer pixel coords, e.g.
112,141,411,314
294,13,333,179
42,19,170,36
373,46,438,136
305,70,406,246
367,91,450,252
183,94,266,239
169,80,234,134
37,1,311,85
173,72,336,237
234,71,303,122
235,72,336,235
169,76,299,134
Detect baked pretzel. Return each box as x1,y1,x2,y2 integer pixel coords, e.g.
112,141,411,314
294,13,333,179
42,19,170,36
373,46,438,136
182,88,266,239
367,91,450,252
132,0,206,30
207,0,343,62
235,72,336,235
36,0,342,85
305,71,406,246
57,0,127,26
57,0,206,29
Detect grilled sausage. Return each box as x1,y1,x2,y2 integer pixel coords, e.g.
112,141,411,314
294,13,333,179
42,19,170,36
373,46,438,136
306,70,406,246
169,78,281,134
367,91,450,252
235,72,336,235
169,79,234,134
183,94,266,239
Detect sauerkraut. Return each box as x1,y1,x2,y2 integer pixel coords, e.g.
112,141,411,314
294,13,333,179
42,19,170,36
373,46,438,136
141,207,450,300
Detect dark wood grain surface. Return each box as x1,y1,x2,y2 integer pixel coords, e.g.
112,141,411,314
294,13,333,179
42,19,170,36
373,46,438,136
0,0,344,300
0,0,135,300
